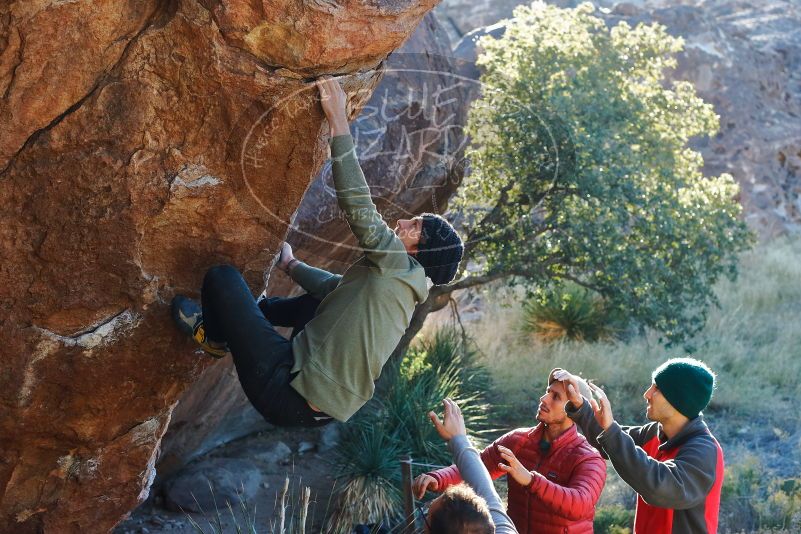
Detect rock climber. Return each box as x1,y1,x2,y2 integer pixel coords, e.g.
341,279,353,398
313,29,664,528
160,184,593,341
171,76,464,427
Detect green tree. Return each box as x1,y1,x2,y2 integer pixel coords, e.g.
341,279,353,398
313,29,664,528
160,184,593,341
392,1,751,357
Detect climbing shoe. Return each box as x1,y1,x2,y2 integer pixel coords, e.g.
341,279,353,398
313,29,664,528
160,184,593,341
171,295,229,359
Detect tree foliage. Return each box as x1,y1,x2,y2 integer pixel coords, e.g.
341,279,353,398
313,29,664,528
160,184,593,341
455,1,753,342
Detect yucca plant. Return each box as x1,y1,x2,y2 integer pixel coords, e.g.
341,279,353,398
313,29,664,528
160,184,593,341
324,419,404,533
522,283,623,342
327,327,494,531
416,328,493,398
383,356,492,465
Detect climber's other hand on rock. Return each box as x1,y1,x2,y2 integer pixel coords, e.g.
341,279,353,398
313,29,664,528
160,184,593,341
277,242,295,271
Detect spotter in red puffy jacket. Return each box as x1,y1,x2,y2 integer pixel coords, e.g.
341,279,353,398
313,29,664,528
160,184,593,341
426,424,607,534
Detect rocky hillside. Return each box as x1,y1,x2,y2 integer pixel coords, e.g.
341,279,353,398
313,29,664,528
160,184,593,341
441,0,801,235
0,0,439,531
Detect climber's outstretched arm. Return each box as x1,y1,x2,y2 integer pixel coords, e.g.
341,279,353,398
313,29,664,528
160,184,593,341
316,77,408,270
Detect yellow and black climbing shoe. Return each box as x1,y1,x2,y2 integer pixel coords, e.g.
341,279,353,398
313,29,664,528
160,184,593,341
171,295,229,359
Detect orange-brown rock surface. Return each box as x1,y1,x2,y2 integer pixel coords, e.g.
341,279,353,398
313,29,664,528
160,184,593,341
0,0,437,531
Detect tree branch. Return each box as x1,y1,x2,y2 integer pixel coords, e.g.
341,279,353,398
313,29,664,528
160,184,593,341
438,271,511,292
462,182,515,257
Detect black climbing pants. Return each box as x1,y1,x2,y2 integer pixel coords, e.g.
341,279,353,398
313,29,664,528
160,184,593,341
201,264,333,428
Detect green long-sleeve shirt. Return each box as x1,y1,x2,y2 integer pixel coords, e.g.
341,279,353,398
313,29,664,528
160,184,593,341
288,134,429,422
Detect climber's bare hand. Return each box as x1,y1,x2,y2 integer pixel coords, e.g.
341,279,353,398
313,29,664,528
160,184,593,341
317,76,349,136
277,242,295,271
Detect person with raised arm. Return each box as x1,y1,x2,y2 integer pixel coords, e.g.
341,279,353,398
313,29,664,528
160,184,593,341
425,398,518,533
171,77,463,427
415,369,606,533
554,359,724,534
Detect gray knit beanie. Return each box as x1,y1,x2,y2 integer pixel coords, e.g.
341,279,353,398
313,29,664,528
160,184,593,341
415,213,464,285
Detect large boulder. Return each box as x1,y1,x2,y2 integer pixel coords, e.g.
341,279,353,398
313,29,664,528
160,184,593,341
157,10,473,477
0,0,438,532
448,0,801,236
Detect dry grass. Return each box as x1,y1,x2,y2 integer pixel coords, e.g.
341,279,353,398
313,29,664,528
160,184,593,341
422,237,801,533
441,237,801,426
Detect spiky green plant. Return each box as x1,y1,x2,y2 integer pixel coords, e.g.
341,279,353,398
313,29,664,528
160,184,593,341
382,334,493,465
324,418,404,533
326,327,493,531
522,282,624,342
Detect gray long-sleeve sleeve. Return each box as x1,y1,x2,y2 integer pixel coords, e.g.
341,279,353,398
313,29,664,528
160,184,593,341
566,399,608,455
567,398,659,456
567,400,718,509
448,434,518,533
597,422,718,509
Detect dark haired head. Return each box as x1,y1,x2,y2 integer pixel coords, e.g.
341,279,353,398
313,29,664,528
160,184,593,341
428,483,494,534
415,213,464,285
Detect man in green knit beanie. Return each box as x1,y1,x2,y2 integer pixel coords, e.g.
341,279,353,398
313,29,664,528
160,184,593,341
554,359,724,533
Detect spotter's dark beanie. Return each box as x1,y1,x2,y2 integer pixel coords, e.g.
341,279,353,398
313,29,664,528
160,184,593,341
415,213,464,285
652,358,716,419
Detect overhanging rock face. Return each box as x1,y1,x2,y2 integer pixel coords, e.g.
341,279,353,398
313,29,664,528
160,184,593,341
0,0,436,531
157,10,473,479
